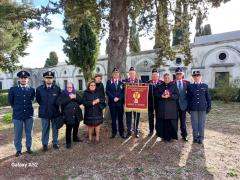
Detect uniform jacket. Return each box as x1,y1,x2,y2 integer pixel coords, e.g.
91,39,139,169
8,85,35,120
106,79,124,106
187,82,211,112
148,79,163,109
36,84,61,119
96,82,105,97
173,79,190,111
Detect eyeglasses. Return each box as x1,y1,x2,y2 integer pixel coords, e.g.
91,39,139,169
90,85,96,87
45,77,53,79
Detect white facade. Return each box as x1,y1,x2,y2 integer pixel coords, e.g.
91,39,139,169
1,30,240,90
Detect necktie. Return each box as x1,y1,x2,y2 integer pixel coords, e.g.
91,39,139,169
178,80,182,91
114,81,118,90
22,87,26,91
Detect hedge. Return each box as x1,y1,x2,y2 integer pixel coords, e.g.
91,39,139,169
0,93,9,107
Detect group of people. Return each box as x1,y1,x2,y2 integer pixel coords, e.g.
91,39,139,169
8,66,211,157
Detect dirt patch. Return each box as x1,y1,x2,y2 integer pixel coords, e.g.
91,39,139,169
0,101,239,179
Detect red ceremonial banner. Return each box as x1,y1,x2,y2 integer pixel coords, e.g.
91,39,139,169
124,84,149,112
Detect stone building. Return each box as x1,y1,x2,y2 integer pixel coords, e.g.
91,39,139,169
0,30,240,90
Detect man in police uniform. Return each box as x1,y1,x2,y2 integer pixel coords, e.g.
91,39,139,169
36,71,61,151
106,68,125,139
124,67,142,138
147,68,162,136
8,71,35,157
173,67,190,141
187,71,211,144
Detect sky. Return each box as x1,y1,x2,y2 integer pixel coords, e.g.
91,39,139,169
19,0,240,68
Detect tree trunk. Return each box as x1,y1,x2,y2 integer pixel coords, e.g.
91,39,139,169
107,0,129,79
83,67,93,87
105,0,130,121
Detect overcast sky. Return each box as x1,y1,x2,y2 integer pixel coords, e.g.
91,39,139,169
19,0,240,68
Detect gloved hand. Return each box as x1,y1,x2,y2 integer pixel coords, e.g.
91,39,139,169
206,108,211,114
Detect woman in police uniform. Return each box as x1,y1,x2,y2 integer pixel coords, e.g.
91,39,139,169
187,71,211,144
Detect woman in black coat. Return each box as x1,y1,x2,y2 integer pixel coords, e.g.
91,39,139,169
83,80,106,144
56,83,83,148
155,73,179,142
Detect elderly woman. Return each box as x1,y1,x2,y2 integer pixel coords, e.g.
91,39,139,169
56,83,83,149
83,80,106,144
155,73,179,142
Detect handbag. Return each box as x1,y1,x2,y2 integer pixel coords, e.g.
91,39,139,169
53,114,66,129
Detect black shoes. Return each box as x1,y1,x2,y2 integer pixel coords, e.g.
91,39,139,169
73,137,82,142
66,144,71,149
43,145,48,152
198,140,203,144
15,151,22,157
53,144,59,149
27,148,33,154
126,131,131,138
148,132,153,137
182,137,188,142
110,134,116,139
120,134,126,139
193,139,203,144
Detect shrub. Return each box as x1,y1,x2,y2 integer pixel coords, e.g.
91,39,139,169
0,93,9,107
3,112,12,124
215,83,240,103
0,89,9,93
76,90,83,97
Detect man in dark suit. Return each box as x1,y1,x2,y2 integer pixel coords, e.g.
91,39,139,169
173,67,190,141
36,71,61,151
106,68,125,139
123,67,142,138
187,71,211,144
148,68,162,136
8,71,35,157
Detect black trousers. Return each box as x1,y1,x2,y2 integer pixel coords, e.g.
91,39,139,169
178,109,188,138
148,105,157,133
66,121,80,145
156,118,178,141
109,105,124,136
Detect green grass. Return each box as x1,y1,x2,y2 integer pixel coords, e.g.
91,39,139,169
3,112,12,124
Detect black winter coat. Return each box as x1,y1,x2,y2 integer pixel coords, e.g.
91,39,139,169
155,82,179,119
56,92,83,125
82,89,106,126
96,82,105,97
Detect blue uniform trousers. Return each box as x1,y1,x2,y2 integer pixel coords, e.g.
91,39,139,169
190,111,206,141
41,118,58,146
13,118,34,152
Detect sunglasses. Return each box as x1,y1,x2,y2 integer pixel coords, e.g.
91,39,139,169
45,77,53,79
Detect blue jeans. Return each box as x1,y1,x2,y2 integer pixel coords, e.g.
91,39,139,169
13,118,34,152
41,118,58,146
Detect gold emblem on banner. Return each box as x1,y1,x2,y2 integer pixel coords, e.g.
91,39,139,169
133,92,140,103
